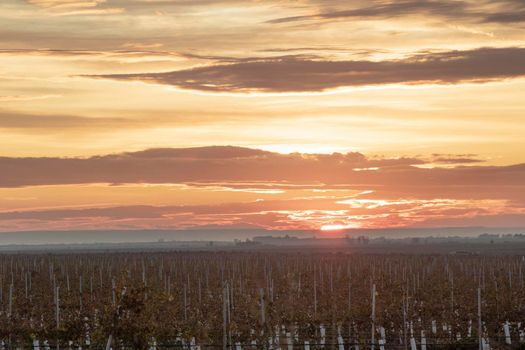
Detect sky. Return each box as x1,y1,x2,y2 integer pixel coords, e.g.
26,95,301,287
1,0,525,233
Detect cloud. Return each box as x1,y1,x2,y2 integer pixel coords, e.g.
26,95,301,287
1,146,523,230
0,146,523,199
1,197,523,231
431,154,483,164
268,0,525,25
268,0,469,24
0,95,61,102
0,205,162,221
0,111,224,133
113,146,272,159
28,0,106,8
0,111,145,131
0,49,184,63
466,0,525,24
0,146,417,187
0,49,320,67
88,47,525,92
26,0,124,15
24,0,525,24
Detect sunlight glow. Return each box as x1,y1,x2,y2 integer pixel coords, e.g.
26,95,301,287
320,223,357,231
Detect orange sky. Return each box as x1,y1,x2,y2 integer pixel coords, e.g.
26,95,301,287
1,0,525,233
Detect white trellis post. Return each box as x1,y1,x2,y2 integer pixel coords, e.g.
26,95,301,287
286,332,293,350
410,336,417,350
371,284,376,350
320,324,326,348
55,286,60,329
478,288,482,350
105,335,112,350
504,321,511,345
223,284,228,350
260,288,265,325
8,283,13,317
337,333,344,350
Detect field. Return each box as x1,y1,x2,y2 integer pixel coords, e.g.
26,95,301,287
1,250,524,349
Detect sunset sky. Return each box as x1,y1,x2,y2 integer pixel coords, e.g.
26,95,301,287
1,0,525,233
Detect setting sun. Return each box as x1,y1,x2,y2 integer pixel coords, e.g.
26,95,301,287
320,224,358,231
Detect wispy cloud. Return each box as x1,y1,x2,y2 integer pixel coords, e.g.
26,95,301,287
1,197,523,231
28,0,107,8
0,111,140,130
0,49,184,63
26,0,124,15
267,0,525,25
0,94,61,102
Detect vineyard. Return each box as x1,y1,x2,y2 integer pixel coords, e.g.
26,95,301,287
0,251,524,349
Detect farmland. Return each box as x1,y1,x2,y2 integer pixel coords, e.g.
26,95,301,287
1,250,524,349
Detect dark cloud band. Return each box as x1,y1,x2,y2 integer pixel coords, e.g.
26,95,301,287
268,0,525,25
88,47,525,92
0,146,521,192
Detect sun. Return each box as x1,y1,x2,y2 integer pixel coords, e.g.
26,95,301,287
320,223,356,231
